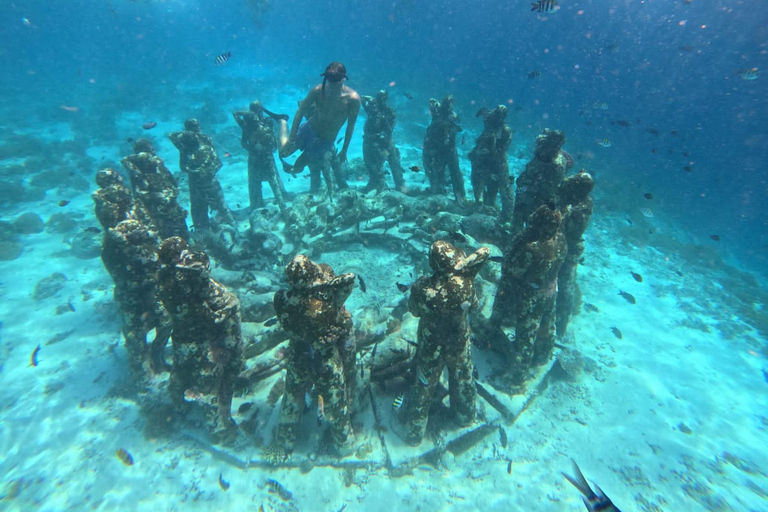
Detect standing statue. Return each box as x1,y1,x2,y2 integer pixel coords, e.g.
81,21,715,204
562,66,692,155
469,105,514,222
271,255,357,457
361,90,406,193
232,101,287,211
401,241,489,445
423,95,466,206
168,119,234,231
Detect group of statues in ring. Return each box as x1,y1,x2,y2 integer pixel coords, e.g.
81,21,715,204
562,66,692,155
91,87,594,454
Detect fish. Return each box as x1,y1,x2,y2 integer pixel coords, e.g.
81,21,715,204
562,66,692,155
643,193,653,200
337,505,348,512
218,473,230,491
142,122,157,130
336,137,344,145
630,271,643,283
266,479,293,501
396,282,411,292
223,152,232,158
264,317,278,327
683,165,693,172
640,208,654,218
475,107,489,118
562,459,622,511
358,275,367,293
679,44,696,53
317,394,326,423
507,460,513,474
611,120,630,127
596,138,612,148
84,226,101,233
489,255,504,263
214,51,232,66
58,200,70,207
60,105,79,112
116,448,134,466
737,68,758,81
403,92,414,100
498,426,508,448
67,299,76,312
592,101,608,110
126,137,134,143
527,70,541,79
646,128,659,136
531,0,558,12
670,130,678,136
618,291,636,304
416,367,429,386
30,344,41,367
409,165,421,172
710,235,720,241
611,326,623,339
583,303,599,313
392,395,404,411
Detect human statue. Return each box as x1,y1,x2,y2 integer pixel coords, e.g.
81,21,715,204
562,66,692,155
423,95,466,206
360,90,406,193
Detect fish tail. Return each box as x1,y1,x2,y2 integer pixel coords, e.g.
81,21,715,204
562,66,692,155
531,2,539,10
563,459,595,500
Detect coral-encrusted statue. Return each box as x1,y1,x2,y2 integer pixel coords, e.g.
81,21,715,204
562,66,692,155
423,95,466,206
469,105,514,221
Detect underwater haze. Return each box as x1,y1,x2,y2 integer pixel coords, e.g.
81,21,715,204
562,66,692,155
1,0,767,511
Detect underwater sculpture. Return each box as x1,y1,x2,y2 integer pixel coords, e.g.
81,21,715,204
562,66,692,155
490,205,566,386
360,90,406,193
92,169,170,380
232,101,287,211
469,105,515,222
555,171,595,336
511,128,568,234
157,237,244,439
121,139,189,241
401,240,489,445
168,118,234,230
423,95,466,206
272,255,357,457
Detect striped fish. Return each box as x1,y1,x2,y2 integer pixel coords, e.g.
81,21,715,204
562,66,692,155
392,395,404,411
531,0,558,12
562,459,622,511
737,67,758,81
596,138,612,148
214,51,232,66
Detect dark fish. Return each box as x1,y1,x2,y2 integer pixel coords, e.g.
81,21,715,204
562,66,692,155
403,92,414,100
84,226,101,233
30,344,41,367
396,282,410,293
266,479,293,501
583,303,599,313
683,152,690,157
651,149,658,154
527,70,541,79
58,200,70,207
670,130,678,136
630,271,643,283
611,120,630,127
679,44,696,53
563,459,622,511
475,107,490,118
618,291,636,304
218,473,230,491
416,367,429,386
264,317,278,327
142,122,157,130
710,235,720,242
643,193,653,200
336,137,343,144
358,275,367,293
647,128,659,136
67,299,76,312
214,51,232,66
683,165,692,172
531,0,558,12
579,257,586,264
507,460,513,474
126,137,134,143
489,255,504,263
498,426,508,448
116,448,134,466
610,327,623,339
409,165,421,172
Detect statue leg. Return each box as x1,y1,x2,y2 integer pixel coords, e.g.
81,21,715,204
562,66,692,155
403,337,441,445
275,356,307,452
447,153,466,205
248,158,264,210
387,145,406,192
315,346,352,448
448,342,477,426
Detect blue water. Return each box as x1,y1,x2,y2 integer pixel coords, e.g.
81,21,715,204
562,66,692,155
1,0,767,510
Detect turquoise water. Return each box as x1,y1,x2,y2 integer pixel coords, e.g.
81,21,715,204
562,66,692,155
1,1,767,510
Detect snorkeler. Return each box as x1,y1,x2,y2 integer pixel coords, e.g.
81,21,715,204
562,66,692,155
277,62,361,198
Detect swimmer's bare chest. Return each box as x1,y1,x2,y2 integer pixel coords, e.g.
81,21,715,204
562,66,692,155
309,98,350,141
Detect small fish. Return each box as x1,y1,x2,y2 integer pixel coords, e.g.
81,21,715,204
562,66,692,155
611,327,623,339
531,0,558,12
22,17,31,27
596,138,612,148
527,70,541,79
264,317,278,327
142,122,157,130
475,107,490,118
392,395,404,411
643,193,653,200
498,426,508,448
507,460,513,474
358,275,367,293
630,271,643,283
683,165,693,172
670,130,678,136
640,208,654,218
592,101,608,110
336,137,343,144
317,394,326,422
618,290,636,304
30,344,41,367
116,448,134,466
489,255,504,263
647,128,659,136
737,68,758,81
58,200,70,207
223,152,232,158
583,303,599,313
60,105,79,112
67,299,76,312
403,92,414,100
416,367,429,386
214,51,232,66
409,165,421,172
710,235,720,242
84,226,101,233
562,459,622,511
611,120,630,127
266,478,293,501
218,473,230,491
396,282,410,292
126,137,134,143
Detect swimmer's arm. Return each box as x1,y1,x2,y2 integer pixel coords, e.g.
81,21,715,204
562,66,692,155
339,92,361,160
290,86,320,139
